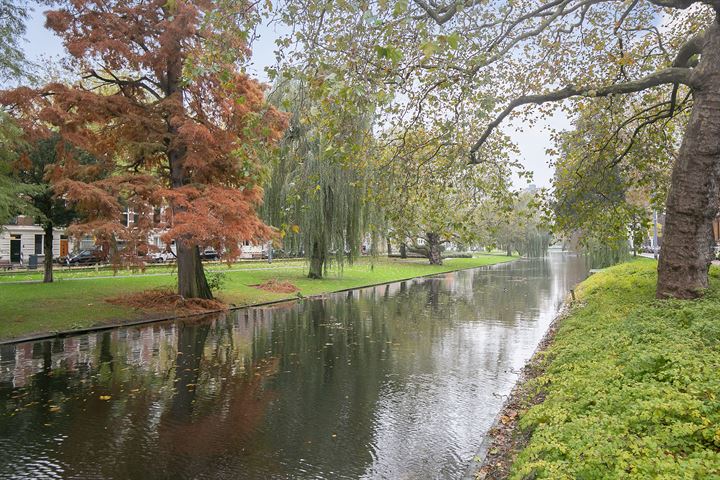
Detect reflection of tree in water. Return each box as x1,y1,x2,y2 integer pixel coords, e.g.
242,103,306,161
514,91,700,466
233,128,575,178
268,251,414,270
155,317,280,478
0,314,281,479
0,255,587,479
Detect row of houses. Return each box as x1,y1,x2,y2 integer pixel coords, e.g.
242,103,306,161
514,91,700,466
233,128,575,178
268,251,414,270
0,216,69,264
0,213,267,265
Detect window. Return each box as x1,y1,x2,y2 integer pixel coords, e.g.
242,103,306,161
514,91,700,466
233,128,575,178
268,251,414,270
121,212,128,227
153,208,161,225
80,235,94,250
34,234,43,255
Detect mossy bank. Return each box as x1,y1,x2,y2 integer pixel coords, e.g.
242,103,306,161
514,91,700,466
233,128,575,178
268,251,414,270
477,259,720,479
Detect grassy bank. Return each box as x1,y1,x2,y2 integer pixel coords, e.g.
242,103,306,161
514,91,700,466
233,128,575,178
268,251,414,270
0,255,514,341
504,259,720,479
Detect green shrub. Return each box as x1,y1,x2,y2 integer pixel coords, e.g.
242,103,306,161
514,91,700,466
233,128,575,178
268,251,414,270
511,260,720,480
205,271,226,292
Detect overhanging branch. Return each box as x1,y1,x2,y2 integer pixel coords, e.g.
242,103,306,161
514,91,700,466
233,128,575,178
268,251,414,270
469,67,693,163
673,31,706,67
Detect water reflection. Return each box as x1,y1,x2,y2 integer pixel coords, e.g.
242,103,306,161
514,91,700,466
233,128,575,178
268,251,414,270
0,253,586,479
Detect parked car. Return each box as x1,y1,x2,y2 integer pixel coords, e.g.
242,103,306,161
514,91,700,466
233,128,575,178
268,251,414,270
200,248,220,261
148,251,175,263
66,248,106,266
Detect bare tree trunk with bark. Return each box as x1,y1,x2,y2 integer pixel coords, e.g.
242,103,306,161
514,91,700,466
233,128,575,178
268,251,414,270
43,223,53,283
657,23,720,299
427,232,443,265
308,240,325,279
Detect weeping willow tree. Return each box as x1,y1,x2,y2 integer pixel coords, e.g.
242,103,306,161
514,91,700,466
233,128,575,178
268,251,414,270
475,188,551,258
263,78,375,278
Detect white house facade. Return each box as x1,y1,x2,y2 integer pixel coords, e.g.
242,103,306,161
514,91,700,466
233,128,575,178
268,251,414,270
0,216,67,264
2,212,270,265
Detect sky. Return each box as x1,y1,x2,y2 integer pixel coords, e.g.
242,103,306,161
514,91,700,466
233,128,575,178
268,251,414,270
19,3,570,189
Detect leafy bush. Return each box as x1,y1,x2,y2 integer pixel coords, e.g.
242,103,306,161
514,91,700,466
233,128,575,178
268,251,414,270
205,271,226,292
511,260,720,479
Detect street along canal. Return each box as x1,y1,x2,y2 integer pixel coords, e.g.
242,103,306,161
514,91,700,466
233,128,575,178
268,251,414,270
0,253,586,479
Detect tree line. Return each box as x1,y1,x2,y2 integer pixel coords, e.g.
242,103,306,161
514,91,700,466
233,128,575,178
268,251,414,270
3,0,714,302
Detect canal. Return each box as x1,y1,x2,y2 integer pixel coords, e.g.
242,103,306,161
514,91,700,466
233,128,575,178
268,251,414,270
0,253,586,479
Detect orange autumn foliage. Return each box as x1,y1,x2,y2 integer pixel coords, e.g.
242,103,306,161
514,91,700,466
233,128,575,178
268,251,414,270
1,0,288,270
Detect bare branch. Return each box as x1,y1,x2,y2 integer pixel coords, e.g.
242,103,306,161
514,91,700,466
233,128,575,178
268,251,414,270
614,0,639,33
646,0,704,8
469,67,693,162
413,0,458,25
673,31,707,67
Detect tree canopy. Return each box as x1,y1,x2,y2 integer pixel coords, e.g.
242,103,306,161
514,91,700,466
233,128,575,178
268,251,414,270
269,0,720,299
1,0,287,298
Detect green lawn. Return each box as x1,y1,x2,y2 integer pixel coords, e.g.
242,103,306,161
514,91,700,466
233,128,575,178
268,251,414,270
510,259,720,479
0,255,514,341
0,257,307,283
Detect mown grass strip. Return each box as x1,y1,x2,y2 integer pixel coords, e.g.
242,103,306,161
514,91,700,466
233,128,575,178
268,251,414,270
0,255,514,341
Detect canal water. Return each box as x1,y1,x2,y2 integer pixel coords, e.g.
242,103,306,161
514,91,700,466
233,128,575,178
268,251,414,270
0,253,586,479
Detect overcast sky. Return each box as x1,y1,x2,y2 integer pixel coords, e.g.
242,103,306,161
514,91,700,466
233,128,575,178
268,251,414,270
20,3,570,189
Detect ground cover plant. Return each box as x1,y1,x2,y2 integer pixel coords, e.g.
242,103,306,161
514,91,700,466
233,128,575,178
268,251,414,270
509,259,720,479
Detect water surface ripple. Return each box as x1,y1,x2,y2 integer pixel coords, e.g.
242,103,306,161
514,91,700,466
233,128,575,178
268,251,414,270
0,253,586,479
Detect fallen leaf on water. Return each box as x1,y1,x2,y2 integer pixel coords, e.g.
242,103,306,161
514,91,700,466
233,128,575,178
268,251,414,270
99,395,112,401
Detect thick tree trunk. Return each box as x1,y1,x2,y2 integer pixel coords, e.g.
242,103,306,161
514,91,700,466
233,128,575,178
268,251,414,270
387,238,392,256
427,232,442,265
399,243,407,259
163,16,212,300
308,240,325,279
657,24,720,299
506,245,512,257
43,223,53,283
177,243,213,299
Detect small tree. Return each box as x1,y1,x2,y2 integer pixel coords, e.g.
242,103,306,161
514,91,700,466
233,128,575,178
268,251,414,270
12,136,91,282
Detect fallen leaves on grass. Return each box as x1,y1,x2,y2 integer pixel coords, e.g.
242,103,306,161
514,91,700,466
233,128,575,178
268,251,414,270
107,288,227,314
254,279,299,294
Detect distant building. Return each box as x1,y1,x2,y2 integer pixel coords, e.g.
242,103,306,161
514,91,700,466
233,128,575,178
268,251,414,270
1,212,268,265
0,216,67,264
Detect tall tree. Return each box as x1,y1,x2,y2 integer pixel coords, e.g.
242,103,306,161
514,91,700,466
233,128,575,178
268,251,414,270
264,78,373,279
373,127,513,265
276,0,720,299
479,190,551,258
1,1,286,298
551,97,678,259
0,113,23,223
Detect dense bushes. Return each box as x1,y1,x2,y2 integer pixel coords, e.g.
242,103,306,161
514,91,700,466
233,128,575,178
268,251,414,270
511,260,720,479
